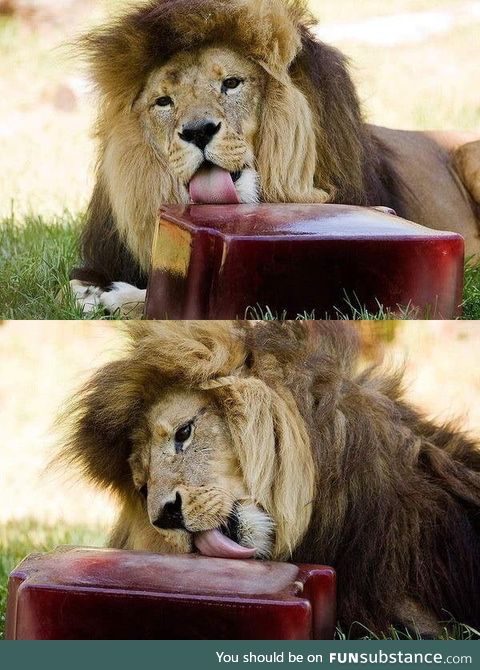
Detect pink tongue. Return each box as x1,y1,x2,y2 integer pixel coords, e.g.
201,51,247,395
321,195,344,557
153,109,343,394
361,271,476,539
189,165,240,204
194,528,255,559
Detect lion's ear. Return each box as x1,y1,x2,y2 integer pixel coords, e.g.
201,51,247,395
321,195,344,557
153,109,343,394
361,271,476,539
235,0,303,81
58,359,162,495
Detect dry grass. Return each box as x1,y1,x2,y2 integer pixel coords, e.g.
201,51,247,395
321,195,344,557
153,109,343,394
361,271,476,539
344,23,480,131
383,321,480,435
309,0,462,22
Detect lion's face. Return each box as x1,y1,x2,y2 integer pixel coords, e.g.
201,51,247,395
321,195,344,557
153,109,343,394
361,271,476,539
134,46,265,204
128,387,274,558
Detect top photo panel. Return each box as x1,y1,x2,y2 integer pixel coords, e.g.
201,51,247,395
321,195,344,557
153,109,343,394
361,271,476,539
1,0,479,321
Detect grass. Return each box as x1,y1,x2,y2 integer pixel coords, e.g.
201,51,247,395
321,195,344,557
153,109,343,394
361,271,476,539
462,260,480,320
2,213,478,320
245,306,316,320
336,621,480,641
245,301,417,321
0,519,107,640
0,212,114,319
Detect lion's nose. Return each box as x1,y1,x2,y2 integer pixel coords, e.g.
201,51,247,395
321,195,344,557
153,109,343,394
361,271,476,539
178,120,221,150
152,491,184,529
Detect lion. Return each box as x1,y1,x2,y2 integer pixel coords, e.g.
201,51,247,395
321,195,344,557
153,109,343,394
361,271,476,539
60,320,480,637
69,0,480,317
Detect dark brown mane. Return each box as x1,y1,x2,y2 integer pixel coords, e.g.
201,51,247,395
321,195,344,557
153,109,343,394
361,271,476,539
247,323,480,635
74,181,148,289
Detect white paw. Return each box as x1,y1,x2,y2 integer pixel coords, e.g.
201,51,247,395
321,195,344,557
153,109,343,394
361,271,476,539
69,280,104,314
100,282,146,318
69,280,146,318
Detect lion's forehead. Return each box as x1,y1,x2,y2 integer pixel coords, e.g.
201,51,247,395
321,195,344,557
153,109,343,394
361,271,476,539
147,46,262,91
149,388,209,419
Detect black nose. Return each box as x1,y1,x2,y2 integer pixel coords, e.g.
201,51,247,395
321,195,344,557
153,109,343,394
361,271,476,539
178,120,221,150
152,492,184,529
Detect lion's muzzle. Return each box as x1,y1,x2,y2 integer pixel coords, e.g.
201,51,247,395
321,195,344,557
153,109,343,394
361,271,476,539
178,119,221,150
193,501,275,560
151,491,185,530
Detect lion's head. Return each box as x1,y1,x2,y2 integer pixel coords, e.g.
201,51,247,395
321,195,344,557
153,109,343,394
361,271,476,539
80,0,375,275
61,321,338,560
129,384,276,559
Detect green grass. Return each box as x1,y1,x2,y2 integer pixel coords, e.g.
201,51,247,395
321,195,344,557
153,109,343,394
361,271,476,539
245,306,316,320
336,621,479,641
245,301,416,321
462,259,480,320
2,214,480,320
0,213,111,319
0,519,107,639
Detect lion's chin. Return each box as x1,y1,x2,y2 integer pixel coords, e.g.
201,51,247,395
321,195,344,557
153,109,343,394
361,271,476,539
193,502,274,560
233,168,260,204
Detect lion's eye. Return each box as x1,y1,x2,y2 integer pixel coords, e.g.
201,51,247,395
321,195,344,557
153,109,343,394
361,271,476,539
174,422,192,444
154,95,173,107
222,77,243,92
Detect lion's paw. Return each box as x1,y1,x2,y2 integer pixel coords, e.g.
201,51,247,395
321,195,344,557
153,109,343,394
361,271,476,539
69,280,146,319
69,279,105,314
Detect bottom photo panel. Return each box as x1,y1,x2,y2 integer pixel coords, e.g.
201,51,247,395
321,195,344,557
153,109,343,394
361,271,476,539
1,320,479,641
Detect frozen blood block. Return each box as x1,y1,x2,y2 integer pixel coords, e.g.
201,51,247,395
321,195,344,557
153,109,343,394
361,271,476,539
144,203,464,319
6,547,336,640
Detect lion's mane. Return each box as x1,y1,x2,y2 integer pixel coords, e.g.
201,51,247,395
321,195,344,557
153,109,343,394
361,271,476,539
73,0,398,288
61,321,480,634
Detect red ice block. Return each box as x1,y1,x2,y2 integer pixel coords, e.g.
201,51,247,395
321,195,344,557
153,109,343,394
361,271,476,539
6,547,336,640
144,204,464,319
